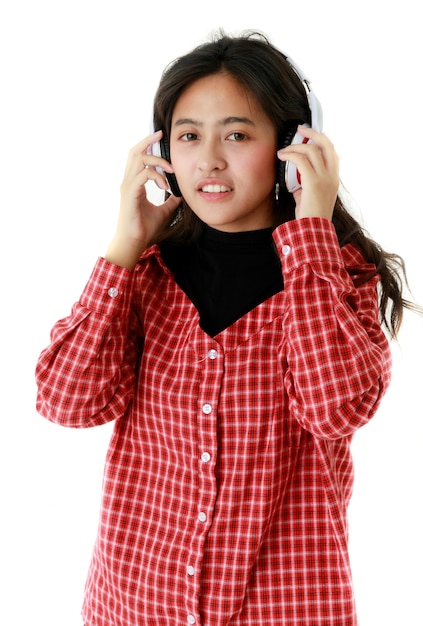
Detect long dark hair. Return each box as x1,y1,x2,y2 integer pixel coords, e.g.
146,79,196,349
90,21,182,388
153,30,421,339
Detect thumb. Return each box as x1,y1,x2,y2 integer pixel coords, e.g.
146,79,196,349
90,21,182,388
164,194,183,214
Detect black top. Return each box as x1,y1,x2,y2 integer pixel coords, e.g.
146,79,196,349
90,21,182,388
160,224,283,337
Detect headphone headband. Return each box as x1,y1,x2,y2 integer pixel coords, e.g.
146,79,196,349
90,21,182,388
284,54,323,134
279,53,323,192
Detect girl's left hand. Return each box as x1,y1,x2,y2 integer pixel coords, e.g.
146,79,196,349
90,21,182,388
277,126,339,221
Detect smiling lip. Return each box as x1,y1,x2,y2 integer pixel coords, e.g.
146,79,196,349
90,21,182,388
201,184,232,193
197,180,233,195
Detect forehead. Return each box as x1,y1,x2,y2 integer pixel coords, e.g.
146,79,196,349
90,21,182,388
172,73,270,123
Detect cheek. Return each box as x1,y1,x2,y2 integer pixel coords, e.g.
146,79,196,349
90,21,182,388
169,147,190,182
243,147,276,185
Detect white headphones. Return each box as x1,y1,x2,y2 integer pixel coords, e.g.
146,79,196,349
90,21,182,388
280,54,323,193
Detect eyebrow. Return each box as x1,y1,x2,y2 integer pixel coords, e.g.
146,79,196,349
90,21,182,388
173,116,256,127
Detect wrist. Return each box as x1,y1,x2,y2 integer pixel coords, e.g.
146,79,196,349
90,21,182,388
105,235,148,270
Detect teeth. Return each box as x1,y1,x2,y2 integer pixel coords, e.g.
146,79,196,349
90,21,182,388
201,184,230,193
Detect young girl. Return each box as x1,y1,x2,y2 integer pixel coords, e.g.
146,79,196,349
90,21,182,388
36,31,416,626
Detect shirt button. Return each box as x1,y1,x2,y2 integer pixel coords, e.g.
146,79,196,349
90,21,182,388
201,452,211,463
187,615,196,624
198,511,207,523
107,287,119,298
282,245,291,256
187,565,195,576
208,349,218,360
202,403,212,415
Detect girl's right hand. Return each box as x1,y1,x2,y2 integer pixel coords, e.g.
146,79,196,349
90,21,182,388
105,131,182,269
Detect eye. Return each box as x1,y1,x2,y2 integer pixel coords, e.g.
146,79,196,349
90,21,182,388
180,132,198,142
227,132,248,142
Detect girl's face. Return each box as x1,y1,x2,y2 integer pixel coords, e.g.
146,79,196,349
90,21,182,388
169,73,278,232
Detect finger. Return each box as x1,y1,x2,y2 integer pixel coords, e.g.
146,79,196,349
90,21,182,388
278,135,338,178
163,193,182,213
294,125,329,146
125,131,165,172
143,156,176,175
129,130,163,155
294,127,339,172
134,166,171,192
277,146,323,179
124,143,175,183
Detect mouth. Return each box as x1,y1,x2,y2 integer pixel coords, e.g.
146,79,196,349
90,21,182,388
200,184,232,193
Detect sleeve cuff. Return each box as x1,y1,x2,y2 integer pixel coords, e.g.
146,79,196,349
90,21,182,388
273,217,344,274
79,257,136,317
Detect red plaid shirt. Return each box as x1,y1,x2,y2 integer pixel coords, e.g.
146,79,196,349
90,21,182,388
36,218,391,626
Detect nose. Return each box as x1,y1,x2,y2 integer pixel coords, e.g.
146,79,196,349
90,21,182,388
197,138,226,173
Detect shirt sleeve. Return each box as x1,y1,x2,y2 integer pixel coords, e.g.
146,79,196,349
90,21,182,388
273,217,392,439
35,257,142,428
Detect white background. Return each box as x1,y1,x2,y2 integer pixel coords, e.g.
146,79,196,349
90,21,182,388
1,1,422,624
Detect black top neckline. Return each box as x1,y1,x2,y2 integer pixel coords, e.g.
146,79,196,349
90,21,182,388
160,222,283,337
200,224,275,250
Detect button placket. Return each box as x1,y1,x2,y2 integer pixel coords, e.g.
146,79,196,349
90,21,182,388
185,340,222,624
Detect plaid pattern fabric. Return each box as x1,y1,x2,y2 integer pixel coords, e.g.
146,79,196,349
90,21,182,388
36,218,392,625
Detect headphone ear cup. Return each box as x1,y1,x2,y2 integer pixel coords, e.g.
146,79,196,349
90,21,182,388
278,125,298,193
159,134,171,162
160,135,182,197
